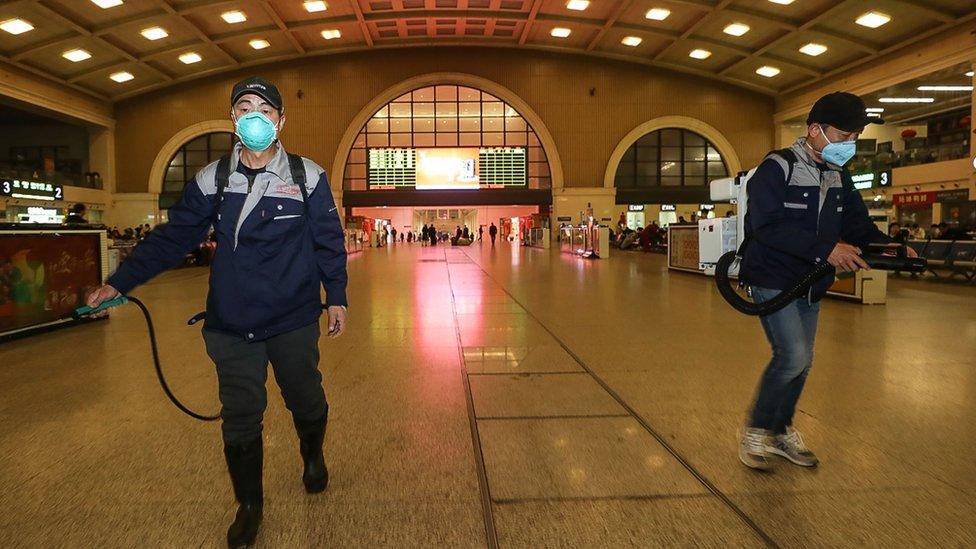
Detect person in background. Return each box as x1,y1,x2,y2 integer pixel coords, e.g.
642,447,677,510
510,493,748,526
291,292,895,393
420,224,428,246
909,223,924,240
677,216,688,225
888,222,906,243
489,223,498,246
941,222,971,240
930,223,941,239
429,224,438,247
65,203,88,224
478,225,484,241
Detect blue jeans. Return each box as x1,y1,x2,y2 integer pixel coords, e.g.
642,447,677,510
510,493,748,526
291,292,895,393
748,286,820,434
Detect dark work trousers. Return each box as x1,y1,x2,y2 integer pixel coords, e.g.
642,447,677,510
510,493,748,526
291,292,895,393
203,322,328,445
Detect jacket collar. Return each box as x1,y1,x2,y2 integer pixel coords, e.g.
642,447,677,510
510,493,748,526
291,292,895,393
229,141,291,183
792,137,843,171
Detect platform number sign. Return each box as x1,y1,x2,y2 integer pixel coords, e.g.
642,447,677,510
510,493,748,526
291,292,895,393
0,179,64,201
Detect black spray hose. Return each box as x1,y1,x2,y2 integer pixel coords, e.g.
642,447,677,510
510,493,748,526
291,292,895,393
714,249,928,317
74,296,220,422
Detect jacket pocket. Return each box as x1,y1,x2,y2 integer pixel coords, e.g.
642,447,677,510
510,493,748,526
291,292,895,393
783,202,808,209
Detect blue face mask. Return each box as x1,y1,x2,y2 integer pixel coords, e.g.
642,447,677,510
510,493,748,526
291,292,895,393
818,126,856,166
234,111,278,152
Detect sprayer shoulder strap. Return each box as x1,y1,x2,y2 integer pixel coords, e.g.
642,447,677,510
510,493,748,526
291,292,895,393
770,148,797,185
212,154,310,221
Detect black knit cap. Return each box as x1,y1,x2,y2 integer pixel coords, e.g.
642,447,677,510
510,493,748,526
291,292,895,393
231,76,283,112
806,92,883,132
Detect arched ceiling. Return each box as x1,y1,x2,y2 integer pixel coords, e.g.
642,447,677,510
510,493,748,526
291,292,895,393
1,0,975,102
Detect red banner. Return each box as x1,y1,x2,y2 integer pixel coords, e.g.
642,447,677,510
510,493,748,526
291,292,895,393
894,191,936,208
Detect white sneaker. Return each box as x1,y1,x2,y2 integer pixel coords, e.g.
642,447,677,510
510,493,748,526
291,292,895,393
765,427,819,467
738,427,772,471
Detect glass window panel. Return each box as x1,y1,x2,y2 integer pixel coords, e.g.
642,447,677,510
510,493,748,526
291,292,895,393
483,102,504,116
535,162,550,177
164,180,183,192
661,147,681,161
185,136,208,150
708,162,728,176
169,151,184,166
459,118,481,132
615,162,634,179
436,118,458,132
505,116,526,132
505,132,527,146
458,87,481,101
661,160,680,177
636,162,658,177
528,133,540,147
390,119,411,132
621,148,635,162
373,106,389,118
459,102,481,117
413,102,434,117
636,146,658,162
684,147,707,162
393,92,411,102
436,133,458,146
636,175,659,187
367,134,389,147
483,132,503,146
661,176,681,186
436,103,457,117
528,146,545,162
186,150,208,166
165,166,183,182
615,176,635,188
661,129,681,146
482,117,503,132
685,162,706,177
210,133,233,150
348,149,366,163
412,87,434,101
414,133,435,147
367,118,389,133
413,118,434,132
348,164,367,178
435,85,457,101
636,131,659,147
458,133,481,147
353,133,366,148
390,134,412,147
684,131,706,147
706,147,722,162
390,103,411,117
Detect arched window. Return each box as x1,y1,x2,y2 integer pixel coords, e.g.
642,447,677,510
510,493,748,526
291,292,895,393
343,85,551,191
614,128,728,188
160,131,234,208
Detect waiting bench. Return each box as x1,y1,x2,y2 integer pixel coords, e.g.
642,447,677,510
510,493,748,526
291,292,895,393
906,239,976,282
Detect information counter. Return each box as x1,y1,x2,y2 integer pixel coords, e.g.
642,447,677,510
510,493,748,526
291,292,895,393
1,224,109,341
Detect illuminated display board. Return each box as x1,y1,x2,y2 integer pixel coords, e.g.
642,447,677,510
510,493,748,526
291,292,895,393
366,147,527,189
1,179,64,201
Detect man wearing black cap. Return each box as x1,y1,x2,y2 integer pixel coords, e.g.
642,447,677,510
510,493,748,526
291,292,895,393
736,92,916,471
86,76,348,547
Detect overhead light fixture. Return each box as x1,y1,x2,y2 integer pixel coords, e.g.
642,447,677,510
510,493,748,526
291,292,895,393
566,0,589,10
723,23,750,37
689,49,712,60
799,43,827,56
865,107,885,113
550,27,571,38
856,11,890,28
967,71,975,77
303,1,328,12
0,18,34,35
622,36,642,47
866,113,882,118
321,29,341,39
645,8,670,21
756,66,780,78
917,85,974,92
179,52,202,64
878,97,934,103
62,49,92,62
110,71,134,83
249,39,270,49
91,0,124,7
767,0,794,4
141,27,168,40
221,10,247,24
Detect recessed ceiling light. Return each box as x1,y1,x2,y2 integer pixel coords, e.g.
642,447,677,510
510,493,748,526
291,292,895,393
566,0,589,10
767,0,794,4
756,66,780,78
622,36,642,47
723,23,750,37
303,1,328,12
249,39,270,50
141,27,168,40
866,113,882,118
179,52,202,64
91,0,124,7
0,18,34,35
645,8,670,21
62,49,92,62
550,27,571,38
917,85,973,92
856,11,890,28
967,71,975,77
865,108,885,113
799,43,827,56
878,97,934,103
221,10,247,24
110,71,134,83
321,29,341,40
689,49,712,60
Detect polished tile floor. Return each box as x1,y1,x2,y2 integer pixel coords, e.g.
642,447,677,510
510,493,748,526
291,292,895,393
2,242,974,548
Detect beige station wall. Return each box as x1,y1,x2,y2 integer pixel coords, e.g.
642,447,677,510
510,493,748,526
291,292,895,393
113,47,775,196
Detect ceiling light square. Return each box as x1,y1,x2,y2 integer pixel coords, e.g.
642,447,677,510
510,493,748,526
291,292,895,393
856,11,890,28
110,71,134,83
62,49,92,62
221,10,247,24
0,18,34,35
723,23,750,37
756,66,780,78
645,8,670,21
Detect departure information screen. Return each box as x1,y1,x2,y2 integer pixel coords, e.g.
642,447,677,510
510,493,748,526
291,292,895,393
367,147,526,189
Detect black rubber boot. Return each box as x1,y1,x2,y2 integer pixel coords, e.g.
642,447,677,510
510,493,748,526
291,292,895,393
294,412,329,493
224,438,263,549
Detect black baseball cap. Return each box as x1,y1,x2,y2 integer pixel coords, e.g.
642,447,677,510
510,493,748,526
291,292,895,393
806,91,882,132
231,76,283,112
